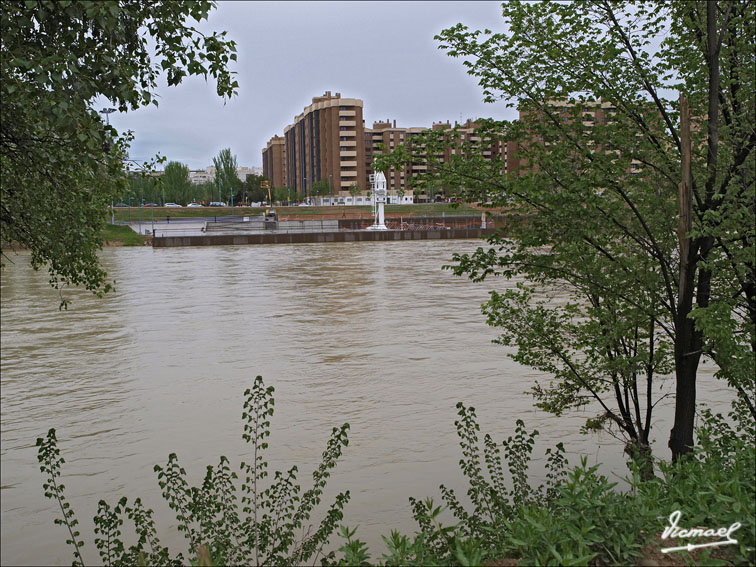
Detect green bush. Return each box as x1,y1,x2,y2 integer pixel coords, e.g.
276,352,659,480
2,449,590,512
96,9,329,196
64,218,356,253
507,460,646,566
337,401,754,566
638,406,755,565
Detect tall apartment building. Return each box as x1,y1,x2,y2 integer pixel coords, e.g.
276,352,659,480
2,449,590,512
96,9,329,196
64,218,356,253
262,136,286,188
264,92,366,200
363,119,422,203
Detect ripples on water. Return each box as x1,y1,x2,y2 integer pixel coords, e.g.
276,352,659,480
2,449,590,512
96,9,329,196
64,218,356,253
0,241,734,565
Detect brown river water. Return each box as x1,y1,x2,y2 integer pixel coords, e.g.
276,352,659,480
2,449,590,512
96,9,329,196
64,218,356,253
0,240,735,565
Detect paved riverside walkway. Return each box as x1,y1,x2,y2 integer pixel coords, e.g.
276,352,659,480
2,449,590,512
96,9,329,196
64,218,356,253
128,220,207,237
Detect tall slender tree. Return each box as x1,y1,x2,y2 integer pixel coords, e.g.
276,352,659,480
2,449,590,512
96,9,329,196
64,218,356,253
378,0,754,462
212,148,241,204
162,162,192,205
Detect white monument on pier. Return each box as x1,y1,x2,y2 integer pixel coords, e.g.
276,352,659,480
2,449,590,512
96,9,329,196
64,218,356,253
367,171,388,230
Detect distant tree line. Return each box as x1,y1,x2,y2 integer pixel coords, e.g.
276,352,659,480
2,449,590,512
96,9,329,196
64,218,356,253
120,148,273,206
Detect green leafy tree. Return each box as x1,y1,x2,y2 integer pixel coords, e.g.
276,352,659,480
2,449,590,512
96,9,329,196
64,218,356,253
273,187,290,205
378,0,754,463
312,179,329,205
162,162,192,205
240,174,268,204
1,1,237,304
348,183,360,206
126,173,160,206
194,180,216,205
212,148,241,204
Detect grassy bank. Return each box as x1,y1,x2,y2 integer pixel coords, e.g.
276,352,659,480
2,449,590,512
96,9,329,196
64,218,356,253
102,224,147,246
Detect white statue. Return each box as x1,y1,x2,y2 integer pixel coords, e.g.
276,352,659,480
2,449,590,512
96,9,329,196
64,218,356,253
367,170,388,230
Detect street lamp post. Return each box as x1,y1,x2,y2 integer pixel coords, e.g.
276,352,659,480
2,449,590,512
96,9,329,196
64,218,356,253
328,174,333,205
303,177,308,205
99,107,115,126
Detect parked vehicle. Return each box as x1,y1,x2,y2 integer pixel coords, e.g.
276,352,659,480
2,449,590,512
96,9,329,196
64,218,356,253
164,202,182,208
141,203,159,207
187,202,203,207
114,202,128,207
209,202,226,207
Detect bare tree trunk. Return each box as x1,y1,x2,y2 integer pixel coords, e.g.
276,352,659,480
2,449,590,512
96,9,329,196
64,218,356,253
669,94,699,461
670,0,724,461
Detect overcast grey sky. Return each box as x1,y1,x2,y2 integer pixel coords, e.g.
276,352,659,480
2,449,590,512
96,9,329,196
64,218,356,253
108,1,516,170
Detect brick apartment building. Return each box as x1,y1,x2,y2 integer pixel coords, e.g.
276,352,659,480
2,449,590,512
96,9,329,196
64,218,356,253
262,136,286,189
516,99,646,177
262,92,520,203
263,91,366,201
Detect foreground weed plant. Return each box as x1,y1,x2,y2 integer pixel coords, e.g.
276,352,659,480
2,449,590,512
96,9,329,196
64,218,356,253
335,402,754,566
410,406,570,564
37,376,350,566
337,406,570,566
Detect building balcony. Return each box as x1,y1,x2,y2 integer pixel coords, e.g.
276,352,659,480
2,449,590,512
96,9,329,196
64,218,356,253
339,110,356,117
339,120,356,127
340,151,357,157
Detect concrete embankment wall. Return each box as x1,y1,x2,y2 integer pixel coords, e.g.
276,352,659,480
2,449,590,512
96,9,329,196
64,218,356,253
200,215,503,233
337,215,501,230
152,228,498,248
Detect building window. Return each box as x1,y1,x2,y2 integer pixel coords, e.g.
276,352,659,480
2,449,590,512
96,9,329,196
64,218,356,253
341,146,348,151
340,126,347,131
339,106,347,110
340,136,348,141
339,117,347,121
